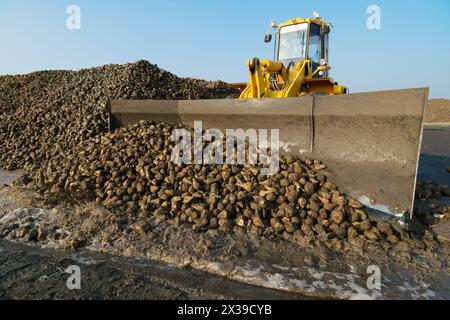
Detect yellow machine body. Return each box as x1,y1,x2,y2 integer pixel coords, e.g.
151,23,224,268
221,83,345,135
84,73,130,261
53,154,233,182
238,17,347,99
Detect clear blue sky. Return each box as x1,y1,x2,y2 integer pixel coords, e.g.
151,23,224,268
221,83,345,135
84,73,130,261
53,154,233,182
0,0,449,98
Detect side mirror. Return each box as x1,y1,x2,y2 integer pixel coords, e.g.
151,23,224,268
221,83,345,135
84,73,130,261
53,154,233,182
264,34,272,43
320,25,330,35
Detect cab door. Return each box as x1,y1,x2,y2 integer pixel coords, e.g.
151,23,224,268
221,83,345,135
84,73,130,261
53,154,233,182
308,23,322,77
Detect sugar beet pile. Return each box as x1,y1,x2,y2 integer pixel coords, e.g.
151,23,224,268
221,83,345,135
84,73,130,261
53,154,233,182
27,120,400,243
0,60,236,171
1,61,402,243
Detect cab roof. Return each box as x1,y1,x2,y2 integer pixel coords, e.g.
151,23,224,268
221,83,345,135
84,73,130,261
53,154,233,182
277,17,328,29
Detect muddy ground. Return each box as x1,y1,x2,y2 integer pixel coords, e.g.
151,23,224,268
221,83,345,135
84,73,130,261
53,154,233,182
0,125,449,300
0,240,302,300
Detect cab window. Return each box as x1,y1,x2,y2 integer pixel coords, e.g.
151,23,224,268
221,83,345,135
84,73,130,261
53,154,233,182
278,23,308,66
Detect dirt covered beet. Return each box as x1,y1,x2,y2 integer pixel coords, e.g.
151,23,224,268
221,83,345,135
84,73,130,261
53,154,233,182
14,120,408,244
0,60,237,171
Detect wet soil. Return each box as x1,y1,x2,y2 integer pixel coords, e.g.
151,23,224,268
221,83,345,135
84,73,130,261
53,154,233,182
0,183,448,300
0,240,301,300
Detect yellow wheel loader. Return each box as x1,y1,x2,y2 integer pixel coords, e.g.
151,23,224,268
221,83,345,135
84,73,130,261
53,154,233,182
108,13,428,220
237,15,347,98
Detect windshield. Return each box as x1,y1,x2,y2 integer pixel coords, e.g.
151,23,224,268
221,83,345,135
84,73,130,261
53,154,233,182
278,23,308,65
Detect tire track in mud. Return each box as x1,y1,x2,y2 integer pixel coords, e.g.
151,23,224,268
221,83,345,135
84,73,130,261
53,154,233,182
0,240,303,300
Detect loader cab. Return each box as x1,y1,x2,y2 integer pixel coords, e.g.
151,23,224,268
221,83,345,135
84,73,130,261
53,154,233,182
274,19,330,78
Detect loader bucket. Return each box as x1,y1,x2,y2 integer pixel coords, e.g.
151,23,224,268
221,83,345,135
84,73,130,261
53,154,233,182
108,88,428,217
